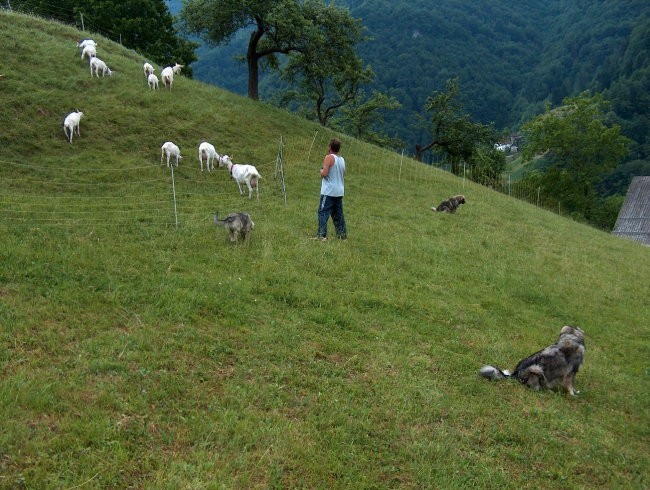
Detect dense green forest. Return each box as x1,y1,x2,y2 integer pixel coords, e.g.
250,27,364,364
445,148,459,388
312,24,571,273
166,0,649,197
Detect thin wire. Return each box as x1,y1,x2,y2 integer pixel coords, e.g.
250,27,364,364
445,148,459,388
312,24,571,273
0,160,158,172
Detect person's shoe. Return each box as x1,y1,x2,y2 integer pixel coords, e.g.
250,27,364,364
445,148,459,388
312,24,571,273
310,236,327,241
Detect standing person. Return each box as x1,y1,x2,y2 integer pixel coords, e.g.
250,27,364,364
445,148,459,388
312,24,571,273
313,138,347,240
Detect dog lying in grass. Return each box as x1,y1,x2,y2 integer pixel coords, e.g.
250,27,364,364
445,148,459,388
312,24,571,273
431,194,465,213
480,325,586,395
214,211,254,243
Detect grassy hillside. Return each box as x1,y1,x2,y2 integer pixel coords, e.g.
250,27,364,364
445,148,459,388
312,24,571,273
1,11,649,489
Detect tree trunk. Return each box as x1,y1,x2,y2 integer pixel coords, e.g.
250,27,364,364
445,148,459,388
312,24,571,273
247,54,259,100
247,28,264,100
415,141,436,162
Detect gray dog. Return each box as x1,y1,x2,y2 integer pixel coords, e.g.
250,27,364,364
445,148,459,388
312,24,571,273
214,211,254,243
431,194,466,213
480,325,586,395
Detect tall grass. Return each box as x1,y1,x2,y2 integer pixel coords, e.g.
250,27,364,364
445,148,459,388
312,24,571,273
1,10,649,489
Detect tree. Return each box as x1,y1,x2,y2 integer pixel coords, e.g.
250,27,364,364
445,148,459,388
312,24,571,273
279,57,373,127
335,91,403,148
521,91,630,222
180,0,362,101
415,78,496,175
278,3,376,127
469,145,507,187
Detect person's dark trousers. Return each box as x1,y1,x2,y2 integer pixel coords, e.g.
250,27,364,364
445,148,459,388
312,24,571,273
318,194,347,239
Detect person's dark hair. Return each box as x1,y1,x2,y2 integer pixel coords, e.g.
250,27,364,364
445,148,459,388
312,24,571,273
329,138,341,153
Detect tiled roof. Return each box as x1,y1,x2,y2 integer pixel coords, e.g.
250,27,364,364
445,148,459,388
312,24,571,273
612,176,650,246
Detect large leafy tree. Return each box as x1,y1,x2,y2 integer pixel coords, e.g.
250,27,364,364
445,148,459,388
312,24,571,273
415,78,496,175
469,145,507,187
180,0,363,101
334,91,403,148
278,3,374,126
11,0,197,71
521,91,629,223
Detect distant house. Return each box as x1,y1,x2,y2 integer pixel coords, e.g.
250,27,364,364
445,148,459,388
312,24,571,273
612,176,650,246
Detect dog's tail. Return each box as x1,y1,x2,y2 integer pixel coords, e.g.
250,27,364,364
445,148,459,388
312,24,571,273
431,206,437,212
479,365,512,381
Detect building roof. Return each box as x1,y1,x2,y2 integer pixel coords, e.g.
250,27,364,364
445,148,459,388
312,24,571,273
612,176,650,246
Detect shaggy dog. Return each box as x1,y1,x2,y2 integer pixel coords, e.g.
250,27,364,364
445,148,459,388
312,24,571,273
214,211,254,243
479,325,586,396
431,194,466,213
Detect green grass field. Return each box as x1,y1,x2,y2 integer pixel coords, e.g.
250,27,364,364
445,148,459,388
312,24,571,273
1,11,648,489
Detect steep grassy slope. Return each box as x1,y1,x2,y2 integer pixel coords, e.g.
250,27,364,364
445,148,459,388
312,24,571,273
1,11,648,489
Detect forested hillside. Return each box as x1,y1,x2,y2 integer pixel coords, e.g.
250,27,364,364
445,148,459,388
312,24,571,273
169,0,649,195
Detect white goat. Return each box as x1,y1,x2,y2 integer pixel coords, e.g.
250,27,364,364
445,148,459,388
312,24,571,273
160,67,174,90
89,57,112,77
160,63,183,90
160,141,182,167
143,62,155,78
81,44,96,61
198,142,223,172
147,73,159,90
221,159,262,199
77,39,96,50
63,110,83,144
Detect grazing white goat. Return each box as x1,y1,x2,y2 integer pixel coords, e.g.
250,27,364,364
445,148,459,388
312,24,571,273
160,67,174,90
160,63,183,90
77,39,96,50
198,142,223,172
160,141,182,167
63,110,83,144
81,44,97,61
81,44,96,61
147,73,159,90
89,57,112,77
220,158,262,199
143,62,155,78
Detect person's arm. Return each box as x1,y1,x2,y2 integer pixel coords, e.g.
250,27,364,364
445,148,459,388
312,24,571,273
320,154,335,177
